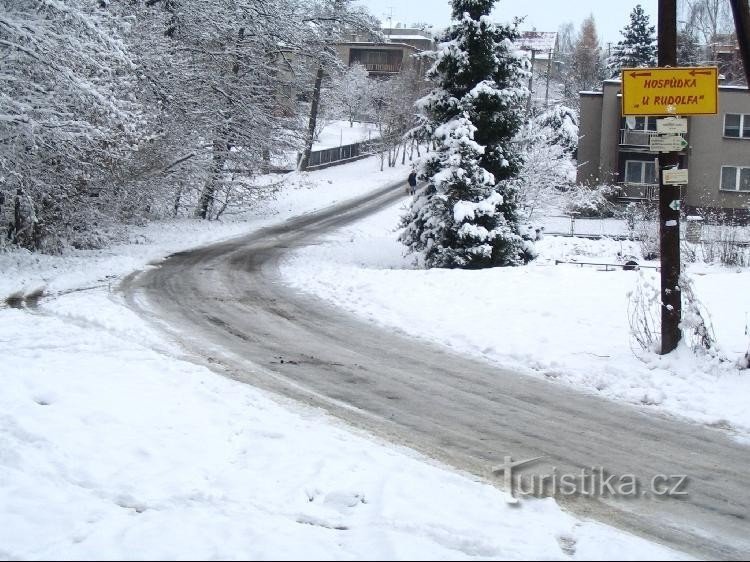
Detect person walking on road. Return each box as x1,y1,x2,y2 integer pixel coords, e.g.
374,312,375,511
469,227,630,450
407,170,417,195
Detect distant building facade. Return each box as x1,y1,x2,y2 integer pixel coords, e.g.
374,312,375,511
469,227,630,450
335,26,435,77
334,42,426,76
577,79,750,222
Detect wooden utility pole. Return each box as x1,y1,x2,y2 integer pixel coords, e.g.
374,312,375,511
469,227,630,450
544,48,553,107
658,0,682,354
729,0,750,87
299,64,324,172
526,49,536,118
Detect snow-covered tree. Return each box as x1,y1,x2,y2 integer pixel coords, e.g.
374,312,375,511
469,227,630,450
334,63,371,127
127,0,337,220
515,105,578,219
677,28,702,65
400,0,534,269
533,105,579,156
607,5,657,76
682,0,733,48
0,0,142,251
571,16,605,95
143,0,305,220
370,68,429,170
296,0,378,171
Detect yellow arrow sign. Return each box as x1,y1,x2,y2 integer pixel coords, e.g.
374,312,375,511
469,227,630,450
621,66,718,116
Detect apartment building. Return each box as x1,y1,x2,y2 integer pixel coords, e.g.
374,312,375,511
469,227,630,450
577,79,750,222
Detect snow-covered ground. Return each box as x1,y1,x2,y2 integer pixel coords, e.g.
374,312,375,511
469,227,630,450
280,200,750,439
1,157,682,560
313,120,380,150
274,121,380,169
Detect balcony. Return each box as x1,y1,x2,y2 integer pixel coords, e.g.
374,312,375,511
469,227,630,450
349,48,403,75
359,62,401,73
620,129,657,147
618,182,659,201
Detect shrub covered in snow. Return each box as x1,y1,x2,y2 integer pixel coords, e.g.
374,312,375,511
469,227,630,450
563,183,620,218
514,105,579,219
531,105,579,156
628,270,720,360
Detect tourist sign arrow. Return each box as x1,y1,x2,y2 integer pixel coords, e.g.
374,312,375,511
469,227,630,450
649,135,689,152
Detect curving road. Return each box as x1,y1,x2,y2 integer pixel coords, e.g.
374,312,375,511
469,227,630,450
122,181,750,560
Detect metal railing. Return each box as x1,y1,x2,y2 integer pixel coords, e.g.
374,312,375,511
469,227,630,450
361,63,401,73
541,215,633,239
302,139,378,170
617,182,659,201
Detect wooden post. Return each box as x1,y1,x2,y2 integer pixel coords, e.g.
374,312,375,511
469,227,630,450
658,0,682,354
729,0,750,87
545,48,553,107
526,49,536,118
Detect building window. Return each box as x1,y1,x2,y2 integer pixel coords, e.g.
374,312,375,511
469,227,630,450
625,160,657,184
721,166,750,191
723,114,750,138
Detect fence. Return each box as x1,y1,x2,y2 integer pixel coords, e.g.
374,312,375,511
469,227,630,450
541,215,632,239
301,139,379,171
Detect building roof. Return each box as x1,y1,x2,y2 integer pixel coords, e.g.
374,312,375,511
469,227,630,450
386,34,433,41
517,31,557,52
336,41,420,52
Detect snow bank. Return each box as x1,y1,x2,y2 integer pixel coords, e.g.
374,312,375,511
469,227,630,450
0,291,678,560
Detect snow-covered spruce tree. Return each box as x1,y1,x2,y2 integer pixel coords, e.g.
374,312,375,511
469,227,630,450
606,4,657,77
677,28,702,66
400,0,533,269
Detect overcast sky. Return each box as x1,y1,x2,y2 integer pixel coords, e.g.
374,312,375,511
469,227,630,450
355,0,659,46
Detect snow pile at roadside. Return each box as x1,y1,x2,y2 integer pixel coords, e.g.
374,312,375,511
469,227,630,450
0,157,410,302
280,201,750,438
0,292,680,560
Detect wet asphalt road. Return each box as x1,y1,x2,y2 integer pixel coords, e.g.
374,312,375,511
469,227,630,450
122,181,750,560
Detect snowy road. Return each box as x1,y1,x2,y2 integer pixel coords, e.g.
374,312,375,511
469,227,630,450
122,181,750,560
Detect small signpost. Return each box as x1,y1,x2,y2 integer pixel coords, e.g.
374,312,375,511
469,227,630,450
663,168,689,185
649,134,689,152
656,117,688,134
623,1,719,355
